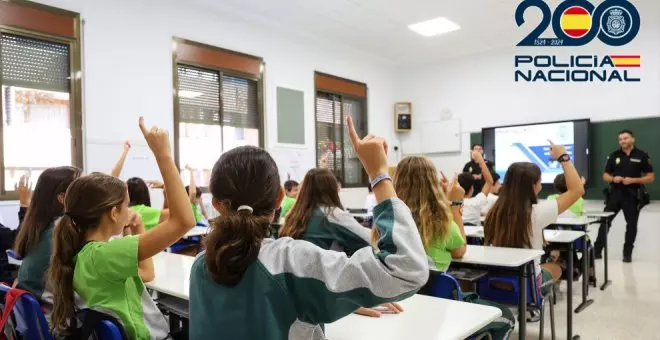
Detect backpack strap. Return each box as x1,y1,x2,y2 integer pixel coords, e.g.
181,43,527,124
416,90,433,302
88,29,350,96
0,287,31,340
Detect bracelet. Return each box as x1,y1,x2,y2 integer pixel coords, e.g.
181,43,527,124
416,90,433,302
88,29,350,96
451,200,464,206
370,173,392,190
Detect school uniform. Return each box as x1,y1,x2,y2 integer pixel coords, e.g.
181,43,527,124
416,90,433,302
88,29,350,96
189,198,428,340
364,193,377,213
596,147,653,257
16,219,57,303
130,205,161,230
482,194,498,215
529,200,560,295
74,235,169,340
300,207,371,256
463,193,489,226
547,194,584,217
280,196,296,217
191,203,204,223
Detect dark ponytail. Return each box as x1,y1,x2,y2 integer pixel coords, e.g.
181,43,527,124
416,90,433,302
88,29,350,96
204,146,281,286
46,173,128,334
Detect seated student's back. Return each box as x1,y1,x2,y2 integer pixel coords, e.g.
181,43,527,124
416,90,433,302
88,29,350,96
547,174,584,217
279,168,370,256
459,150,494,226
14,166,81,302
189,120,428,340
127,177,163,230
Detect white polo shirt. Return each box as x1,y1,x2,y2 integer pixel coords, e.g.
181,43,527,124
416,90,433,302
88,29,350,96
463,193,489,226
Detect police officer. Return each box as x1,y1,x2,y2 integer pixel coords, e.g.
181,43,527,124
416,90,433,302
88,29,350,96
462,144,494,197
595,130,654,263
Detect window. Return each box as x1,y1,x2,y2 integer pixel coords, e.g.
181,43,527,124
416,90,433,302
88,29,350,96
173,39,263,187
314,72,368,187
0,1,82,197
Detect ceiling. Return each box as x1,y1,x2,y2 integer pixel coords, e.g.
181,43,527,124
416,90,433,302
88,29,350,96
187,0,527,64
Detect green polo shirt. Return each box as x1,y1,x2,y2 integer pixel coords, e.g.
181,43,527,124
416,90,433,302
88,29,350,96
192,203,203,223
547,194,584,216
280,196,296,217
426,221,465,272
74,235,168,340
130,205,161,230
16,220,56,302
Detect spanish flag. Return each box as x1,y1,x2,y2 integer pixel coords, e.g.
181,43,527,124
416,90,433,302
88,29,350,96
610,55,641,67
561,6,592,38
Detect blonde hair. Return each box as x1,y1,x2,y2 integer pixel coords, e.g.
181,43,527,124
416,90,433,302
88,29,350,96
394,156,452,249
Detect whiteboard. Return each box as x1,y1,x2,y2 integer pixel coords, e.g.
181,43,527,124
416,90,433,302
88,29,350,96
269,148,315,183
400,119,462,155
85,140,161,181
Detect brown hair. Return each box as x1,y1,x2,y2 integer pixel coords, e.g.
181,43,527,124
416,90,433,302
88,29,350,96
47,173,127,334
205,146,281,286
279,168,342,240
484,162,541,248
394,156,452,249
14,166,82,258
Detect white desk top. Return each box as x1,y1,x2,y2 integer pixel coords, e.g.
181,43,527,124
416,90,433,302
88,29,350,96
146,252,195,300
452,245,544,267
184,226,209,238
543,229,584,243
325,294,501,340
555,216,598,226
464,226,484,238
583,211,615,218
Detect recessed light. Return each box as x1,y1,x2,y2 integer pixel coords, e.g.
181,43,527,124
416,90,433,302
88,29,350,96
408,17,460,37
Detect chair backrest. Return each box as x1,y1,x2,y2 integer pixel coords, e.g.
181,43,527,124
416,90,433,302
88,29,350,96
476,264,543,307
428,271,462,300
0,284,52,340
95,319,125,340
76,309,127,340
5,249,20,260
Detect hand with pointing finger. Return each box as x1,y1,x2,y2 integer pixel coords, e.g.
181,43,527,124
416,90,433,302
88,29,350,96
447,173,466,202
548,139,567,161
139,117,171,160
346,116,388,180
439,171,449,194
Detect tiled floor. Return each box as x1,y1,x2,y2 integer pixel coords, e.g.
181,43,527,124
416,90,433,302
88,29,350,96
511,201,660,339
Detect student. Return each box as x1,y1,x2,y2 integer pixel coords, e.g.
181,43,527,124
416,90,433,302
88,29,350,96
47,118,196,338
279,180,299,217
547,174,586,217
189,116,428,339
13,166,82,303
364,183,378,213
185,165,208,223
395,155,514,340
482,172,501,215
0,176,32,282
279,168,370,255
484,141,584,297
458,150,493,226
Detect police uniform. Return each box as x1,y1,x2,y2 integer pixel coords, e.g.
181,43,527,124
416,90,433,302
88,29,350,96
462,159,494,197
595,147,653,257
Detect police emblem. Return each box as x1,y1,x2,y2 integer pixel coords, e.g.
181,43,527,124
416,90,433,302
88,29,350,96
468,167,472,173
616,157,621,165
606,8,626,36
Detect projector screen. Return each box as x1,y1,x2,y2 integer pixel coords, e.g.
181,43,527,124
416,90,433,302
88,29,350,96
482,120,590,184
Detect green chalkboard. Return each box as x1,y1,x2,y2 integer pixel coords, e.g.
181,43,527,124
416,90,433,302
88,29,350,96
276,87,305,145
471,117,660,200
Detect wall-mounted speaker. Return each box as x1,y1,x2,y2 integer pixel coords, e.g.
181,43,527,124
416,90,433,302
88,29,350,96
395,102,412,132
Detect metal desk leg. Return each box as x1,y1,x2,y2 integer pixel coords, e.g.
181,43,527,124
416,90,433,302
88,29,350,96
600,217,612,291
518,263,527,340
567,243,579,340
575,232,594,313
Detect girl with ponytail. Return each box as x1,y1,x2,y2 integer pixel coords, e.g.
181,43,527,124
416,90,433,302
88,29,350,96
189,117,429,340
14,166,81,303
46,118,196,339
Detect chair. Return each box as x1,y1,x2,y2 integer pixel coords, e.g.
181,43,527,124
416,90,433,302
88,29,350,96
77,309,127,340
476,266,555,340
94,319,125,340
5,249,20,260
0,284,53,340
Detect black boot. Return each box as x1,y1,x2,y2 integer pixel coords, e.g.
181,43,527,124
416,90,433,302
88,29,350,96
623,253,632,263
623,245,633,263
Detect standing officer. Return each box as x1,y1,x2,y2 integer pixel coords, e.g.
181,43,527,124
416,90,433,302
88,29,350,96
462,144,494,197
596,130,654,263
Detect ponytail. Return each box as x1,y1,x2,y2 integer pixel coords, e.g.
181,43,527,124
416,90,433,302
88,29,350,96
47,215,86,334
205,210,270,286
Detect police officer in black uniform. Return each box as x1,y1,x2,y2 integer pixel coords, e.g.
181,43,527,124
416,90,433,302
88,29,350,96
462,144,494,197
595,130,654,263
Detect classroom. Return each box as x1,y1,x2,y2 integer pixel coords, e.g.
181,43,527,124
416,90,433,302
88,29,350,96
0,0,658,339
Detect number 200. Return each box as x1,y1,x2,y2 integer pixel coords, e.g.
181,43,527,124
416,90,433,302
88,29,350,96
516,0,640,47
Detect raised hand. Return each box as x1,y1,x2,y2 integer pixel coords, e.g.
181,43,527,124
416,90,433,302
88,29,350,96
447,173,466,202
548,139,567,160
123,140,132,152
472,150,484,164
15,175,32,207
439,171,449,193
346,116,388,179
139,117,171,160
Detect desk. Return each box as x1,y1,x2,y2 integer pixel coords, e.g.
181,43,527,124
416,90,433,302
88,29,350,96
551,217,599,313
184,227,209,238
583,211,615,291
325,294,502,340
543,229,583,340
148,253,502,340
452,245,543,340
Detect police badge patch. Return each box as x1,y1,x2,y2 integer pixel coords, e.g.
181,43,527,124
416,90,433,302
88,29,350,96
607,8,626,36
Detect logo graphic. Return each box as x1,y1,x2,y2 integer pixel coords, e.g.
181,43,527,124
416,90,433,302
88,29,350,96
514,0,641,83
616,157,621,165
516,0,640,47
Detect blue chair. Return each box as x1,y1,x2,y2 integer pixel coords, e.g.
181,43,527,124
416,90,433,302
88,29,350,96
428,271,463,300
77,309,127,340
0,284,53,340
476,267,555,340
95,319,124,340
6,249,21,260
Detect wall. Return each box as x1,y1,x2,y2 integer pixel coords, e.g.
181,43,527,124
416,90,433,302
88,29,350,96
395,0,660,176
0,0,399,223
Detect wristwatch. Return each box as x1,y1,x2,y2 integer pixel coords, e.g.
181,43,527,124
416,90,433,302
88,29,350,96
451,200,464,206
557,154,571,163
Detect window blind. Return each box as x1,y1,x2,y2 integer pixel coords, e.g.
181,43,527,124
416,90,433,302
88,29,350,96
0,33,70,92
221,74,259,129
177,65,220,125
